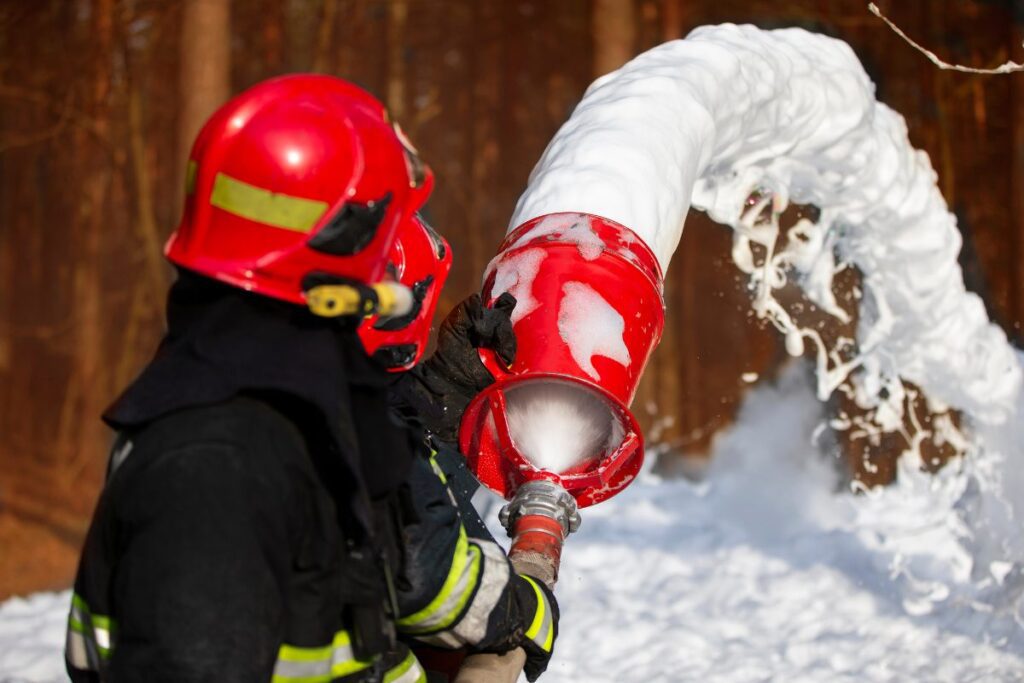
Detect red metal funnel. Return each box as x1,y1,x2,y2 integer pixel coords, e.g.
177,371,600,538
459,213,665,508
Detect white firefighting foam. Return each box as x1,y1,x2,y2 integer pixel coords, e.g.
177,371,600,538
496,24,1024,661
557,282,631,382
538,358,1024,681
489,247,546,326
510,23,1021,428
510,213,606,261
504,380,623,475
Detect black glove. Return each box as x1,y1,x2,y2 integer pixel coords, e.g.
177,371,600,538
392,293,516,441
512,573,559,682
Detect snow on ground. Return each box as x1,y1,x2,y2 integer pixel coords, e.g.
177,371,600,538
482,359,1024,682
4,359,1024,682
0,591,69,683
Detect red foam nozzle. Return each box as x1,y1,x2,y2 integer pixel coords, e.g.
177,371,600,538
458,213,665,508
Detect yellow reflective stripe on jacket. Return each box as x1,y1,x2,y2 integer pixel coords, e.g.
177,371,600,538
427,451,460,508
427,451,448,485
383,650,427,683
68,592,116,664
409,539,511,650
210,172,329,233
271,629,375,682
521,576,555,653
396,526,482,634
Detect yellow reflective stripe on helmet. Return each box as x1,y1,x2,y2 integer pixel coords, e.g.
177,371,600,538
185,160,198,194
210,172,329,233
272,629,375,682
397,527,482,634
384,650,427,683
521,575,554,653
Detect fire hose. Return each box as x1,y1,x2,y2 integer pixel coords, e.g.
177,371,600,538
453,481,580,683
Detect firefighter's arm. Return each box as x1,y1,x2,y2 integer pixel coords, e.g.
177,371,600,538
393,452,558,680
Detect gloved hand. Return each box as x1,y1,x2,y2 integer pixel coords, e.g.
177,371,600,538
512,573,559,682
391,293,516,441
431,291,517,388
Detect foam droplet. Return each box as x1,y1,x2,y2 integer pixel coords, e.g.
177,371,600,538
785,330,805,357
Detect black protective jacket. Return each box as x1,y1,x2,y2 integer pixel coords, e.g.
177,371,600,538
65,274,553,683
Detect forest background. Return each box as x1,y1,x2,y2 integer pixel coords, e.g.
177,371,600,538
1,0,1022,598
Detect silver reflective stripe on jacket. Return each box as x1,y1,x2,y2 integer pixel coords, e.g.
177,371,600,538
411,538,511,649
271,629,374,682
66,592,116,672
273,635,427,683
396,525,482,636
383,650,427,683
521,575,555,653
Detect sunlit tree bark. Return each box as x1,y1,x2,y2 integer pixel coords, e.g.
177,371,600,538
177,0,230,194
592,0,635,77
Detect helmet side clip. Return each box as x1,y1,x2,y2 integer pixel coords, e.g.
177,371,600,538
307,193,392,256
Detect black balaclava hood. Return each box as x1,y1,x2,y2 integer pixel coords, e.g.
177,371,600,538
104,270,417,519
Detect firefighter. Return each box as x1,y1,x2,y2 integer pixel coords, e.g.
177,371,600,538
65,74,557,683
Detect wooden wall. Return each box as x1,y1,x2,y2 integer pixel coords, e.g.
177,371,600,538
0,0,1021,597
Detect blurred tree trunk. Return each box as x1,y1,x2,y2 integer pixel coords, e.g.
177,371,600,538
1013,18,1024,340
261,0,285,74
466,1,501,273
661,0,683,41
56,0,115,487
0,169,9,379
284,0,322,71
178,0,230,196
120,3,171,388
386,0,408,121
592,0,636,76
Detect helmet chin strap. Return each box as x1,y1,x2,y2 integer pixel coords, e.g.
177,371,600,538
305,281,414,319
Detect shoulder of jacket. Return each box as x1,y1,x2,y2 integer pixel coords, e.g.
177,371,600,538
109,396,310,478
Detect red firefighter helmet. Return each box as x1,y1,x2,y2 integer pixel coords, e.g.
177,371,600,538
358,213,452,371
166,74,440,338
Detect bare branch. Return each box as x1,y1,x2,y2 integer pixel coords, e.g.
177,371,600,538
868,3,1024,75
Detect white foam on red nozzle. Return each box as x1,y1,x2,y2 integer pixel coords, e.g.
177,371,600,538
557,281,631,381
505,380,623,474
508,23,1020,424
489,248,547,325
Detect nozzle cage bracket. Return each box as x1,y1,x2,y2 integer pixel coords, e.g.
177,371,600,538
498,480,582,538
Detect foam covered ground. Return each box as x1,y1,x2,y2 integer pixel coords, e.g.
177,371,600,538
483,359,1024,682
0,591,70,683
3,360,1023,682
